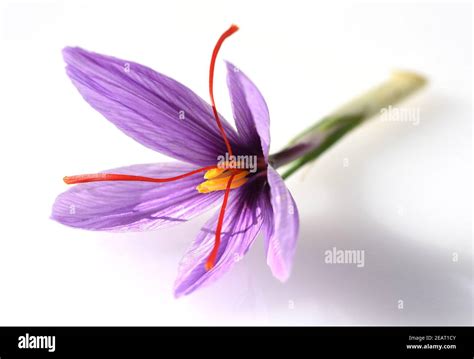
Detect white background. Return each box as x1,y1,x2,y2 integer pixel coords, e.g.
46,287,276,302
0,0,471,325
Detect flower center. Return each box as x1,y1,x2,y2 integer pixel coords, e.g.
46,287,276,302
196,167,249,193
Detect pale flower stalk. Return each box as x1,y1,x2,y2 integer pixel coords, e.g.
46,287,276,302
270,71,427,178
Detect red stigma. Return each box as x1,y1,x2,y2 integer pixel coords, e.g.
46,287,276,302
63,166,217,185
204,25,240,271
209,24,239,157
204,174,235,271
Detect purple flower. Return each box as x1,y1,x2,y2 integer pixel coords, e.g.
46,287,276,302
52,26,299,297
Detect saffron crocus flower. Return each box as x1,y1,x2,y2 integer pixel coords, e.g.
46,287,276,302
52,25,299,297
52,25,427,297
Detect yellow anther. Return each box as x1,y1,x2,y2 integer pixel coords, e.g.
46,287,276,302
204,168,227,180
197,169,249,193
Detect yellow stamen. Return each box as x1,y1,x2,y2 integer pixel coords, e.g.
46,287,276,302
204,168,227,180
197,169,249,193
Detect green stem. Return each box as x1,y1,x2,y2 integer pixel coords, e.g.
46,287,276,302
269,71,427,179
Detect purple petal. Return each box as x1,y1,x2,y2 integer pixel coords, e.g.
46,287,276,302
51,162,222,231
63,47,241,166
226,61,271,160
174,185,263,297
261,167,299,281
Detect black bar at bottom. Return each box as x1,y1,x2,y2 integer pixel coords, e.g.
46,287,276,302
0,326,472,357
